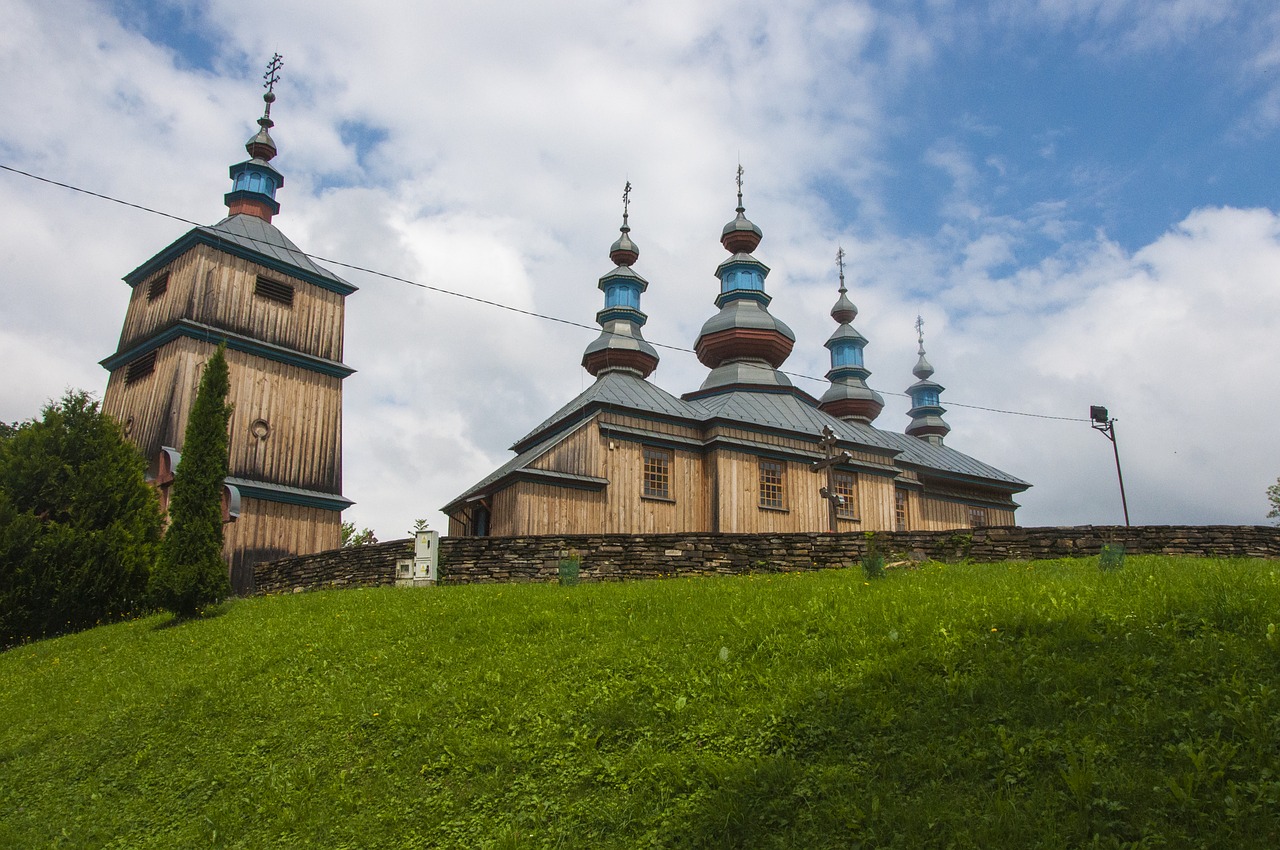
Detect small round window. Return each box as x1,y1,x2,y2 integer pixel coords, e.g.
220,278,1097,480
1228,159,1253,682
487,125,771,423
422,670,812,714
249,418,271,440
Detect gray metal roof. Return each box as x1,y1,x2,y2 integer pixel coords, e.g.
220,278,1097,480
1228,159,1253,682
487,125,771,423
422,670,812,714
875,430,1029,489
514,371,706,452
202,215,352,289
698,390,901,451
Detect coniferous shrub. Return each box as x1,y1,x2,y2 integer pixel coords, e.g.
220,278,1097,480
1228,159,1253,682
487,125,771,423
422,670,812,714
0,391,161,647
150,344,233,617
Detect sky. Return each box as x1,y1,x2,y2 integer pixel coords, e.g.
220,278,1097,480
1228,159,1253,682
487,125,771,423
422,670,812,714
2,0,1279,540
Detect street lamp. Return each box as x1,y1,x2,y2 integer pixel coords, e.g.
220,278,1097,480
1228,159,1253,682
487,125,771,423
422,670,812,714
1090,405,1131,527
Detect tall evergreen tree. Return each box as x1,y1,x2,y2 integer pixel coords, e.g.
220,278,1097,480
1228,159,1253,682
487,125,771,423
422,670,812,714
150,344,233,616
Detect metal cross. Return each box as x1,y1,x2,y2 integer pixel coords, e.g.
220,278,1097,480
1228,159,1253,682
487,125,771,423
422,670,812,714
735,163,744,208
810,425,852,532
915,314,926,347
836,246,846,290
263,53,284,92
622,180,632,225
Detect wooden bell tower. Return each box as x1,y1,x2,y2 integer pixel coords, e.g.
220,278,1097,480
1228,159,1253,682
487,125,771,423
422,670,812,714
101,56,355,593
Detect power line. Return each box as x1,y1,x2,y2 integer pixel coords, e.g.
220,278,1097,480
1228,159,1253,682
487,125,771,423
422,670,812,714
1,162,1089,423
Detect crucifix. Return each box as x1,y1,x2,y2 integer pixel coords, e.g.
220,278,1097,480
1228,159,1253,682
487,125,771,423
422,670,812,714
810,425,852,532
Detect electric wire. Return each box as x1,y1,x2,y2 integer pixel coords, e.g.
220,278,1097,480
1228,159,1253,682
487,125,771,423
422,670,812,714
1,162,1089,423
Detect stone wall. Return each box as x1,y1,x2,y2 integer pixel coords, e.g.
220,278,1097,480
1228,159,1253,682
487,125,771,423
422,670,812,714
253,525,1280,594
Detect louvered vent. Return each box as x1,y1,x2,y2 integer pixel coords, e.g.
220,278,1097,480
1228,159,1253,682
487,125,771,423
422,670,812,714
124,350,157,385
254,275,295,307
146,272,169,301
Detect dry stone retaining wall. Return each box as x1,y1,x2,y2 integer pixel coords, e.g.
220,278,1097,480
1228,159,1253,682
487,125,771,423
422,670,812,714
253,525,1280,595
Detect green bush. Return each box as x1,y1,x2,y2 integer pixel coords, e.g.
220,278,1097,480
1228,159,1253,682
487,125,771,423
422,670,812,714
862,531,885,579
0,391,161,647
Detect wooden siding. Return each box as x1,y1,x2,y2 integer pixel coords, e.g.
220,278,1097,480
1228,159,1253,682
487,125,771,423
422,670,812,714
105,337,343,493
913,495,1016,531
116,243,345,361
601,437,708,533
224,348,343,492
223,497,341,593
103,336,207,473
456,416,1017,537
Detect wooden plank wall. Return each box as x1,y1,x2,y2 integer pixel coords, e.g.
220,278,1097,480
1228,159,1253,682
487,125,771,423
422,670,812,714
105,337,343,493
117,244,345,361
223,349,343,493
103,337,208,474
223,497,341,593
455,416,1020,537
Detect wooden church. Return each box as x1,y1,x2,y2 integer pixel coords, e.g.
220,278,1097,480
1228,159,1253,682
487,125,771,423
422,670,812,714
100,57,354,592
444,177,1030,536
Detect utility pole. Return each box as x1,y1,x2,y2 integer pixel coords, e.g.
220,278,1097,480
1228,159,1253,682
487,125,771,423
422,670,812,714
1090,405,1131,526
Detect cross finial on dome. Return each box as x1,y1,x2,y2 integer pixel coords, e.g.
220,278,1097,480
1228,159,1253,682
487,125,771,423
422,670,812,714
836,246,847,293
735,163,745,211
260,53,283,126
622,180,632,228
915,314,926,351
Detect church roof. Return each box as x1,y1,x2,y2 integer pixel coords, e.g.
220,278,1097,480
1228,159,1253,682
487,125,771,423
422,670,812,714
446,369,1028,513
876,430,1029,488
513,371,704,453
123,214,357,296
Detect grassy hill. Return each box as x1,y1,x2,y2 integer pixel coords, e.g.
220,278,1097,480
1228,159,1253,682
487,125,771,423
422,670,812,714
2,556,1279,849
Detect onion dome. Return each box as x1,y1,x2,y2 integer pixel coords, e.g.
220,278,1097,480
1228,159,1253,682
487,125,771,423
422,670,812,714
582,182,660,379
690,167,796,394
818,248,884,423
225,54,286,223
905,315,950,445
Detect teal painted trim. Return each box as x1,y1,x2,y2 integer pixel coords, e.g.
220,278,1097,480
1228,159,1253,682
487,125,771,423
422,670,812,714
99,320,356,379
712,289,773,309
226,477,353,511
124,230,357,296
595,307,648,326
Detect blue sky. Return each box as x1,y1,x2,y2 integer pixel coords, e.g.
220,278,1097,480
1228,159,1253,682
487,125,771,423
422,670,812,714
2,0,1279,536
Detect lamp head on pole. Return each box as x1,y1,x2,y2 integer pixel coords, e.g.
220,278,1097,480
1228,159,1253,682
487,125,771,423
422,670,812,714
1090,405,1109,424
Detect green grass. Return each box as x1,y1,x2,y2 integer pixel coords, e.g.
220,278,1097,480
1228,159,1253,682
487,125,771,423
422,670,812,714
2,556,1280,849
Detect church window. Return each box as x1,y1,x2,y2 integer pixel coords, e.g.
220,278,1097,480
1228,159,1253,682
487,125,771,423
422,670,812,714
604,283,641,310
968,506,988,528
895,488,909,531
146,272,169,301
915,389,939,408
124,350,157,385
833,471,858,520
832,342,863,368
759,460,786,509
642,447,672,499
255,275,294,307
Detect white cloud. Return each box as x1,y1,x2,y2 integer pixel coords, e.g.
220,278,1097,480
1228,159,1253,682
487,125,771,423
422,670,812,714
2,0,1278,541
